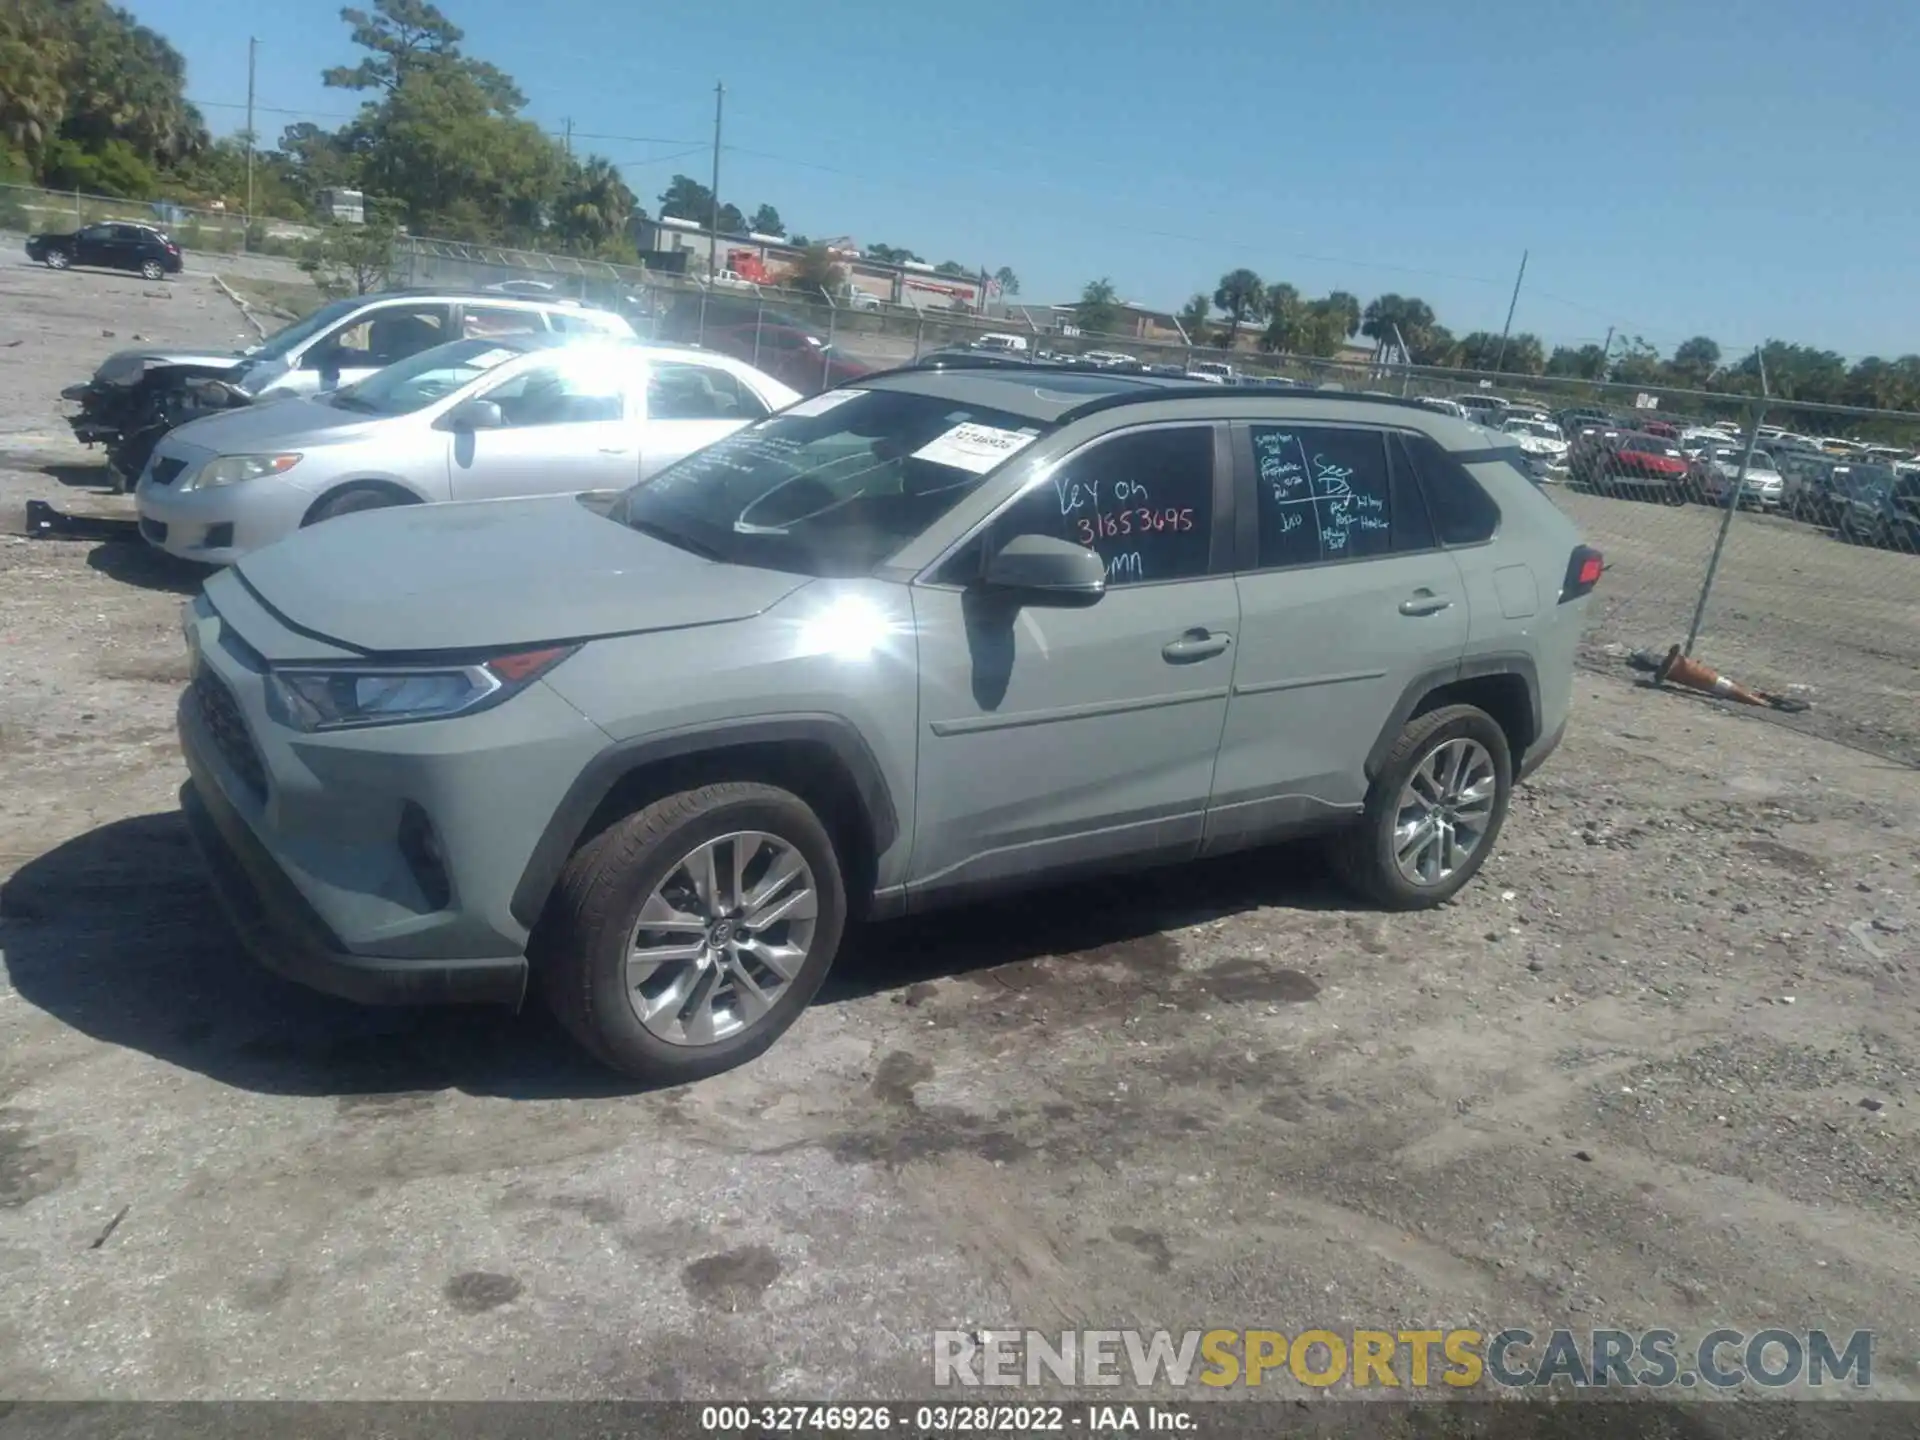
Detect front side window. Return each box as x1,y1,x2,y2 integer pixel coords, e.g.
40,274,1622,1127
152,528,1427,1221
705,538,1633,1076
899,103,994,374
987,426,1215,586
462,305,547,339
251,298,363,363
482,353,627,426
1250,425,1433,568
329,338,527,416
322,304,448,366
622,387,1047,578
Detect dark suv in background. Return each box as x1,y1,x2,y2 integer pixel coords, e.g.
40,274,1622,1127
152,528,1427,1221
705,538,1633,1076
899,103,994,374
27,222,182,280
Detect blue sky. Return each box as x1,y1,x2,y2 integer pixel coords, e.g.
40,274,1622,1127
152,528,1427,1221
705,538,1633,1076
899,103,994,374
133,0,1919,360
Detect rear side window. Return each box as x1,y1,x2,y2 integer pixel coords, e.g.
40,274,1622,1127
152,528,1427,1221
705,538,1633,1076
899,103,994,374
1249,425,1433,568
1402,432,1501,545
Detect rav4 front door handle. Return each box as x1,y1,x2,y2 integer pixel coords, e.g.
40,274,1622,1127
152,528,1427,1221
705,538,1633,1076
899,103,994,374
1399,592,1454,616
1162,629,1232,662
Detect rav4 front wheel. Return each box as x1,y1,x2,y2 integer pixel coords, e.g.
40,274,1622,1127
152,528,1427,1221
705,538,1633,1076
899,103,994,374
538,782,847,1084
1333,704,1513,910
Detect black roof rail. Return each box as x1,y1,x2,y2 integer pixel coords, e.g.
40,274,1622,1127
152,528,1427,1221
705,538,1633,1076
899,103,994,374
1056,383,1462,424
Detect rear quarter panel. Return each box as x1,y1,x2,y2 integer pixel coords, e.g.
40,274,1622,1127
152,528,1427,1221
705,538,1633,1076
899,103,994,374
1459,454,1585,748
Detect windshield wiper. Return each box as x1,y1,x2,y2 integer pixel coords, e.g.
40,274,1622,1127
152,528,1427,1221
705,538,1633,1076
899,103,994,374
327,392,380,413
629,516,724,561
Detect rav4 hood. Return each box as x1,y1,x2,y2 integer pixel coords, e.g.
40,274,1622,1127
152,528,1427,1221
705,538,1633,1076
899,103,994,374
93,347,246,386
232,494,814,654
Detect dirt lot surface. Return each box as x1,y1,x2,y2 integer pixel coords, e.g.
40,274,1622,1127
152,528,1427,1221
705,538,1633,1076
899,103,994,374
1,259,1918,1417
1552,487,1920,768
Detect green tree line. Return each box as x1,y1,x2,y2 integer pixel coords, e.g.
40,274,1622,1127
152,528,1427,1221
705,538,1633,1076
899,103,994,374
1073,272,1920,425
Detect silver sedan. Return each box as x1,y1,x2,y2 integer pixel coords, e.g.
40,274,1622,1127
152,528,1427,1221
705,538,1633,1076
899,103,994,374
134,335,800,564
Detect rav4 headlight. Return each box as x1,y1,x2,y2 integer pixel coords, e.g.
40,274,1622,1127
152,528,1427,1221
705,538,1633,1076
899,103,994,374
183,453,302,490
267,646,576,731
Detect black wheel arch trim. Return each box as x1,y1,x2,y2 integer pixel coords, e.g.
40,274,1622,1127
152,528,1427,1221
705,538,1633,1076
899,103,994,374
509,713,900,931
1364,654,1542,781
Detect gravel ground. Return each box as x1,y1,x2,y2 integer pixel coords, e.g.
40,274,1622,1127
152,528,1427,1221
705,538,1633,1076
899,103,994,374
1,258,1918,1420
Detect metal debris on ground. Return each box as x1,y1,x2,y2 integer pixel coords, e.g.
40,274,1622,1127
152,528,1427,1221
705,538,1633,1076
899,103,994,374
22,498,142,544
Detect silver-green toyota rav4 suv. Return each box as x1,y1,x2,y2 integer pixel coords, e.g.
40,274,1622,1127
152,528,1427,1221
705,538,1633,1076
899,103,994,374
179,364,1601,1083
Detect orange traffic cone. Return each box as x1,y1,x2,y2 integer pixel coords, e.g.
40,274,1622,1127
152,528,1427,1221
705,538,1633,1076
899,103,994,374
1654,645,1809,712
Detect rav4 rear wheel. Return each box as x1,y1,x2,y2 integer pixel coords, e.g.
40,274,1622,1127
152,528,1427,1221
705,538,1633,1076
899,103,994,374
1333,704,1513,910
139,259,165,281
538,782,847,1084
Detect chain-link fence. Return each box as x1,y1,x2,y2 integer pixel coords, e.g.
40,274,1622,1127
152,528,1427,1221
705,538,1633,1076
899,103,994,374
12,182,1912,765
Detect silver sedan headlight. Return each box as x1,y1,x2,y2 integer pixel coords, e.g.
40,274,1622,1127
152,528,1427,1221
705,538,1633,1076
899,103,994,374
181,453,303,491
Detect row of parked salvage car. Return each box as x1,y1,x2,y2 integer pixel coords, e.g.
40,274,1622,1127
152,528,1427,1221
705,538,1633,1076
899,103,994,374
1555,412,1919,551
56,291,1605,1083
61,289,835,564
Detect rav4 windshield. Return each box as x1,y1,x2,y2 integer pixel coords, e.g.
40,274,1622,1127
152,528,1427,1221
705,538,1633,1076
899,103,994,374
620,387,1050,577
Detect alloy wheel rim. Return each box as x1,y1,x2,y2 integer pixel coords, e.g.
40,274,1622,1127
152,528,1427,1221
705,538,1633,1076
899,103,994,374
624,830,817,1047
1392,738,1498,887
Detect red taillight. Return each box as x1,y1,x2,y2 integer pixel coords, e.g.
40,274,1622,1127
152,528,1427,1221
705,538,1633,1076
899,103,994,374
1561,546,1603,602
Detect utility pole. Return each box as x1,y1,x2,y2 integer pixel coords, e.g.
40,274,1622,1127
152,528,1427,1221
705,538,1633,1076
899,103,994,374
708,81,724,279
563,117,572,159
1600,324,1614,382
1493,248,1528,373
243,36,258,242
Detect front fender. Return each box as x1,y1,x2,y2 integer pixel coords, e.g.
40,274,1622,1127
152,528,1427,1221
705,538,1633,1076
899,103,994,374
507,713,900,931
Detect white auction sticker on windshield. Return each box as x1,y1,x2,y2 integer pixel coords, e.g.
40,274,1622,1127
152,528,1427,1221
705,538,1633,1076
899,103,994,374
783,388,864,418
913,422,1039,473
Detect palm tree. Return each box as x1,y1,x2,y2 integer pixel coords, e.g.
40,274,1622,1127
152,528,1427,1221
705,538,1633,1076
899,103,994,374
1361,294,1436,361
1213,268,1266,347
1323,290,1362,340
555,155,635,251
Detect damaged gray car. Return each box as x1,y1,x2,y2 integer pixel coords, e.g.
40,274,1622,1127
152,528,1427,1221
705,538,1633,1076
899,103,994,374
62,289,632,485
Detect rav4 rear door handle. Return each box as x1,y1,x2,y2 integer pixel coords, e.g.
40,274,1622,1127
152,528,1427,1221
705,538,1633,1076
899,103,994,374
1162,629,1232,662
1399,592,1454,616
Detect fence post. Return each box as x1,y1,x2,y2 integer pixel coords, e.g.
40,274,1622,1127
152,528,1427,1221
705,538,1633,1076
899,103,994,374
822,291,837,391
752,293,764,369
74,189,82,228
696,281,709,347
1682,352,1771,655
914,314,925,360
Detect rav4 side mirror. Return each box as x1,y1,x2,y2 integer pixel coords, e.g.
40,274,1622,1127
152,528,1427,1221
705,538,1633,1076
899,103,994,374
982,533,1106,605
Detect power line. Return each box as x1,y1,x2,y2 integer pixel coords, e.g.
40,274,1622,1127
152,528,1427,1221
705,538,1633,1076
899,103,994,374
189,97,701,147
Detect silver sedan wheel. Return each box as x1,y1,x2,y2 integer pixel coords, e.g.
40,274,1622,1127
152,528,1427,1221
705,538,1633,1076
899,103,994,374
625,830,818,1047
1392,738,1498,887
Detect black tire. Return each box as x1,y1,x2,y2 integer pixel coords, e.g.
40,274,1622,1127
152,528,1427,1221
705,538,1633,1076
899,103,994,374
139,259,165,281
1661,483,1688,506
538,782,848,1084
1331,704,1513,911
44,249,71,271
303,485,408,526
